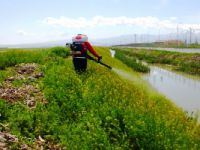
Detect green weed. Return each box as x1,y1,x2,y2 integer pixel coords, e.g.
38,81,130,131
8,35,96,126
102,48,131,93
115,50,150,73
114,47,200,75
0,47,200,149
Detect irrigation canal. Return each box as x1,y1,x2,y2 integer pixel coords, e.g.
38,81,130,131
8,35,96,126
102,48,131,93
110,49,200,114
143,66,200,114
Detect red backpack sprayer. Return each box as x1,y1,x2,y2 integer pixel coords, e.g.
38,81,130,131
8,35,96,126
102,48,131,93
66,34,112,72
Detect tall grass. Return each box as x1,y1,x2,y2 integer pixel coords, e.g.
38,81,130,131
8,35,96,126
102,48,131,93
0,47,200,149
0,50,45,69
0,47,69,69
115,50,150,73
114,47,200,75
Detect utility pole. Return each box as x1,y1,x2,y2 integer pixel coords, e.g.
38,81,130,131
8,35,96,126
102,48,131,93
189,27,192,44
183,28,187,46
146,33,149,43
195,29,199,44
158,29,160,41
140,34,143,43
134,34,137,43
177,24,179,47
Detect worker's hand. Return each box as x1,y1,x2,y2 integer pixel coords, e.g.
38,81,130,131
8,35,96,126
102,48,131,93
98,56,102,62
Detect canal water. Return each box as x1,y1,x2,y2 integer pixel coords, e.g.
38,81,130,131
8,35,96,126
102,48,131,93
143,66,200,113
110,49,200,113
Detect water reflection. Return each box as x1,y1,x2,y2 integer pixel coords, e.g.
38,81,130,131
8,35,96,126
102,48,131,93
143,66,200,113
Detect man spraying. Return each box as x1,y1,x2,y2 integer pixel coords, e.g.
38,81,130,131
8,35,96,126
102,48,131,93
70,34,102,72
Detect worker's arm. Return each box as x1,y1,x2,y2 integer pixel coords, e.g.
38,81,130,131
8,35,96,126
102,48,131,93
85,42,100,58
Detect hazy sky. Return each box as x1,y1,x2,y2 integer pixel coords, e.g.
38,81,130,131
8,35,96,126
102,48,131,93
1,0,200,44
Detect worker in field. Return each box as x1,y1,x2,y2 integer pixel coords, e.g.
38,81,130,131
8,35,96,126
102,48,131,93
70,34,102,72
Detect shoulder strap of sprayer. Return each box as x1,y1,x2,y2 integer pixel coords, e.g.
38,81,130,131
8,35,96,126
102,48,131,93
70,42,83,52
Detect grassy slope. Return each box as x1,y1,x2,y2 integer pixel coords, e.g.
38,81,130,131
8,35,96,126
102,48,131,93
113,47,200,75
0,47,200,149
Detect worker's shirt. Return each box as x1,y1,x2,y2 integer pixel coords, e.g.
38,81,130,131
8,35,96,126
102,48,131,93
81,41,99,57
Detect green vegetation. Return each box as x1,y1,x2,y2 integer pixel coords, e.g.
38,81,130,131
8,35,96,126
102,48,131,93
118,42,200,48
115,50,150,73
1,47,200,149
114,47,200,75
0,49,46,70
187,43,200,48
0,47,69,70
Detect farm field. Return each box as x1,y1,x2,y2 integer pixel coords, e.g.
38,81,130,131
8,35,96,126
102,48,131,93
0,47,200,149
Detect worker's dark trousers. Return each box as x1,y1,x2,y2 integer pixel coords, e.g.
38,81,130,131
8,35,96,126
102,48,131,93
73,57,87,73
